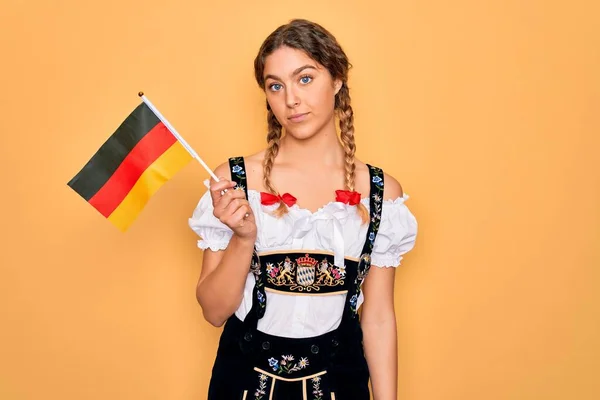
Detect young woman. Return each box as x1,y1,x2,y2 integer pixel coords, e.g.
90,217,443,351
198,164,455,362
189,18,418,400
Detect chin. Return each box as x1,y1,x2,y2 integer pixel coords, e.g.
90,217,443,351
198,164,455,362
284,121,328,141
284,125,318,140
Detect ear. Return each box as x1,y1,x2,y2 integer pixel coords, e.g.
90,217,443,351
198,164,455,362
334,79,343,95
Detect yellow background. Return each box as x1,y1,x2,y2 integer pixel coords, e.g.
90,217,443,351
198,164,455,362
1,0,599,399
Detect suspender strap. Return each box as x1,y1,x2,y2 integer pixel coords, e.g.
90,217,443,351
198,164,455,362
227,157,266,343
341,164,385,322
228,157,249,198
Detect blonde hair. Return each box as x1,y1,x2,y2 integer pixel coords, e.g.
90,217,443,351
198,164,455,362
254,19,369,223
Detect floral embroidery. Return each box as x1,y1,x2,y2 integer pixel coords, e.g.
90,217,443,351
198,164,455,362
266,255,345,292
350,254,371,314
254,373,268,399
250,256,261,276
250,251,266,315
368,166,384,241
349,294,358,309
267,355,309,375
256,291,265,305
311,376,323,400
229,157,247,190
231,157,266,317
266,263,279,278
350,166,383,316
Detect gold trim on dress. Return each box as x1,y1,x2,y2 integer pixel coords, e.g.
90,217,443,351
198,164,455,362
269,377,275,400
253,367,327,382
258,249,360,262
302,379,307,400
264,287,348,296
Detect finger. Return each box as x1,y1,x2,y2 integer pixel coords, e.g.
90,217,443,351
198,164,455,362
209,179,236,202
214,191,246,220
214,187,247,211
230,204,254,227
209,179,235,196
223,198,249,217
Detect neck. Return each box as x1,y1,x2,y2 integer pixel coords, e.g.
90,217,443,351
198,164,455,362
277,120,345,168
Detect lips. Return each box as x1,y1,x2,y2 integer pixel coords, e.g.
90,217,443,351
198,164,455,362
288,112,309,122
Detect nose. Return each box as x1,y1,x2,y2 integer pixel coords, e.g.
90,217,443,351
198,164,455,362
285,87,300,108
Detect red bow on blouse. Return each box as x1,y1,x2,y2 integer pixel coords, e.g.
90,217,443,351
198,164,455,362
335,190,361,205
260,192,298,207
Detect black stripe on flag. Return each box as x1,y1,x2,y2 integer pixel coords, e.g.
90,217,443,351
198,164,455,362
67,102,160,200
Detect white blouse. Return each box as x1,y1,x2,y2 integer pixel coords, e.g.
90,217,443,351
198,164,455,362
189,179,418,338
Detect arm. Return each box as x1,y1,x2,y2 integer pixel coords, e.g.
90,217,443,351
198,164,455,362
195,162,258,327
361,264,398,400
361,173,404,399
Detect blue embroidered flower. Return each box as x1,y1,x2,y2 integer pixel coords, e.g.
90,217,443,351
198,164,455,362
232,165,242,174
369,232,375,242
268,357,279,371
257,291,265,304
349,294,358,308
372,176,382,184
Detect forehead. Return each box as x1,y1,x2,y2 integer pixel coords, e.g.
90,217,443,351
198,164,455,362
263,46,322,78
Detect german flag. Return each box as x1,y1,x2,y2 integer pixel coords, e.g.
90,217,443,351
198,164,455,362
67,102,192,231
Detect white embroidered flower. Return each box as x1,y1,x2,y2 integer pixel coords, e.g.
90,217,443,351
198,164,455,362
299,357,309,368
266,263,274,272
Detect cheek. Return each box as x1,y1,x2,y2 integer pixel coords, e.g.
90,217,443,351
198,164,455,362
312,88,336,117
266,96,286,122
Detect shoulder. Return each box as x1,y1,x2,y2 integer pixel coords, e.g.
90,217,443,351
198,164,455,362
382,171,404,200
241,151,266,180
210,150,267,186
212,161,233,183
354,159,404,201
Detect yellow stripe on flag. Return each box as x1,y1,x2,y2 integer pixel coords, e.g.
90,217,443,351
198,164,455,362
107,141,192,231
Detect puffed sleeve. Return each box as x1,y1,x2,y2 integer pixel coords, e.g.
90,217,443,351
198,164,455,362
188,180,233,251
370,194,418,267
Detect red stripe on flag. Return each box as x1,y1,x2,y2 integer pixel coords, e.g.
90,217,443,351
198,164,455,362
88,122,177,217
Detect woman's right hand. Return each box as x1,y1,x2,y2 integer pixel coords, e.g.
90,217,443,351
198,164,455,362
209,177,257,241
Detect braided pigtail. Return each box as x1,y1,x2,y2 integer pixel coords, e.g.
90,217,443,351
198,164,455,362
337,83,369,224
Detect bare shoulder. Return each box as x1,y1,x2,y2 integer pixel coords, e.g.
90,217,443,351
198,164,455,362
382,172,404,200
210,150,266,188
242,150,266,180
352,159,372,195
211,160,231,182
354,158,404,200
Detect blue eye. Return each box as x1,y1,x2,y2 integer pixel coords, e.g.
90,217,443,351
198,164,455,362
300,75,312,84
269,83,282,91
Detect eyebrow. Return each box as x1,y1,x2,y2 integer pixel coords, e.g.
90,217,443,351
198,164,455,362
264,64,317,82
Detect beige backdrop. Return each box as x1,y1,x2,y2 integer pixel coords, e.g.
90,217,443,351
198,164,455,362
1,0,599,399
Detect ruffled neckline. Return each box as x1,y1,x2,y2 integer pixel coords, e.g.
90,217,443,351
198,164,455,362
249,188,410,216
202,179,409,216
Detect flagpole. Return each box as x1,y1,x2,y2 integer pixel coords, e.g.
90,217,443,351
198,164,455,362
138,92,220,182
